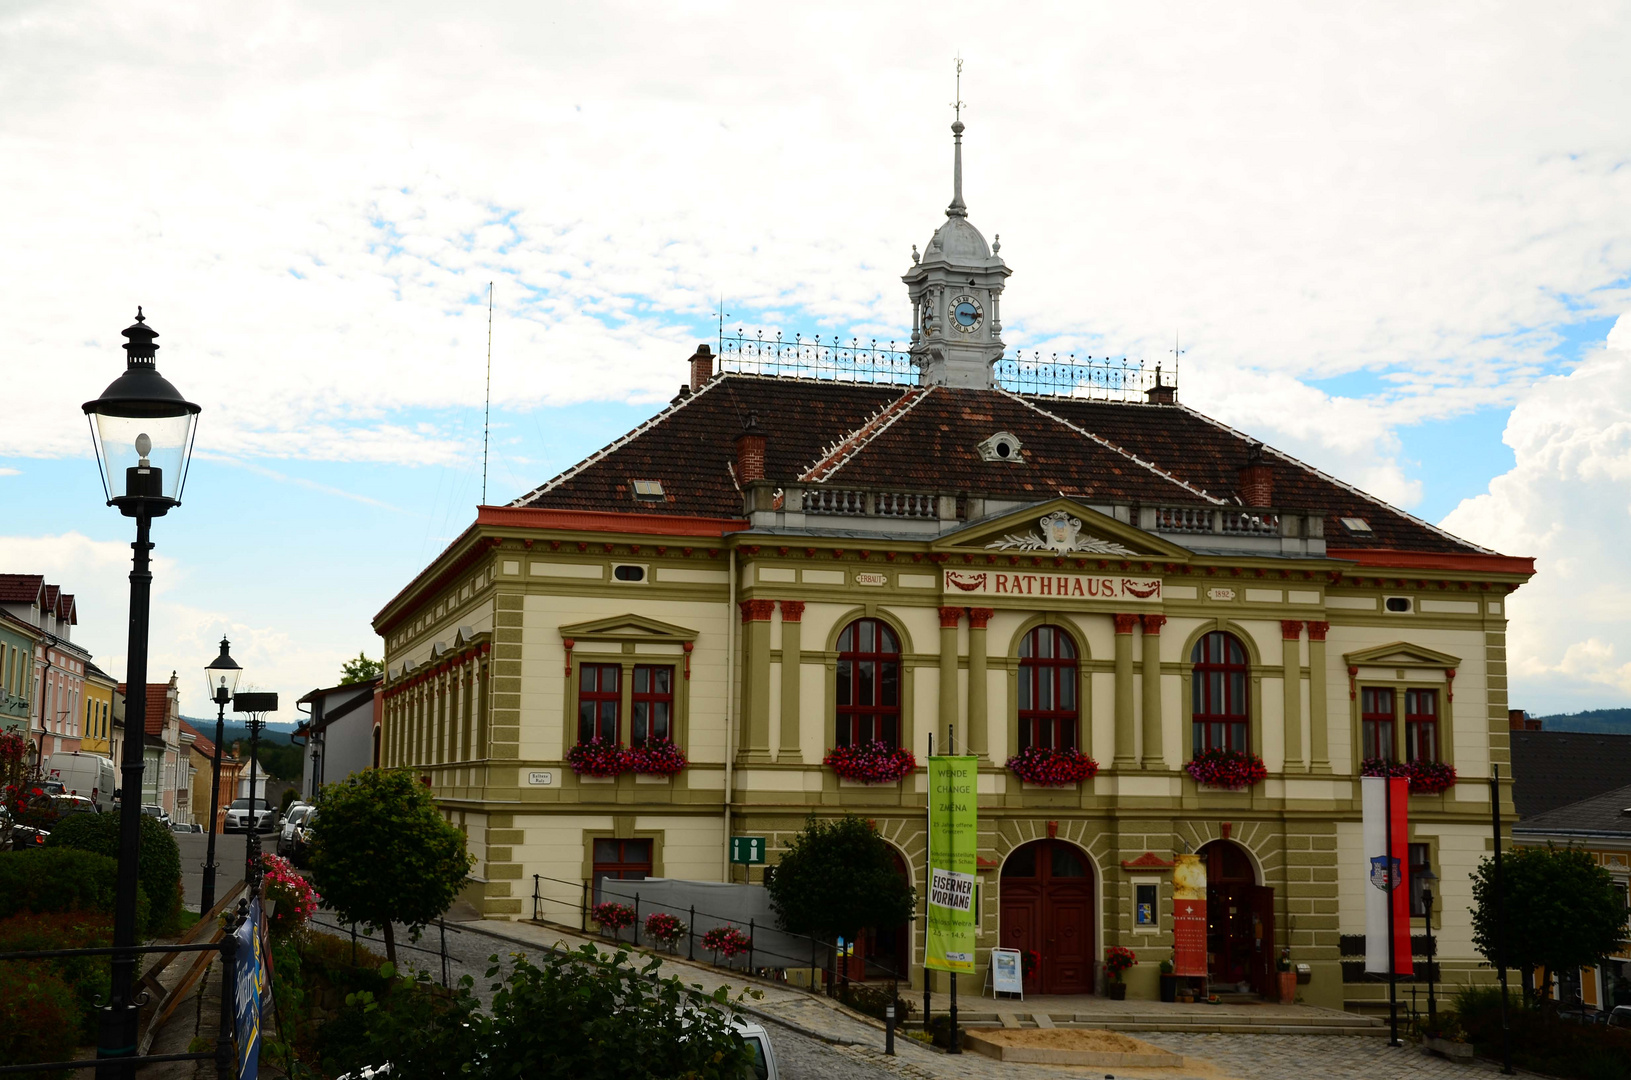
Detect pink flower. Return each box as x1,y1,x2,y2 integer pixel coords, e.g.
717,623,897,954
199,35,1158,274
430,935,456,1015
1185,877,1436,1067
1185,749,1268,790
823,742,917,784
1006,746,1099,787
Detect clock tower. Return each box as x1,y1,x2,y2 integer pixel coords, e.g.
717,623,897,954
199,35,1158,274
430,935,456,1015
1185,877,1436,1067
904,102,1011,388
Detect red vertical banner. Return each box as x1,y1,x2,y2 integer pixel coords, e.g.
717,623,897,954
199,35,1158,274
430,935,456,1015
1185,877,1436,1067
1172,853,1208,977
1388,775,1413,977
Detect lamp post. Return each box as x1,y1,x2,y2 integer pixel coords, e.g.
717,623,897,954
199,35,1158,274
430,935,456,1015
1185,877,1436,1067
83,307,200,1080
244,710,265,887
200,637,241,913
1416,867,1439,1030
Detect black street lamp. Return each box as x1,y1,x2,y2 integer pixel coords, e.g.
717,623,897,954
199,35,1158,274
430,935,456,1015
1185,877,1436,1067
83,307,200,1080
244,710,266,887
200,636,241,913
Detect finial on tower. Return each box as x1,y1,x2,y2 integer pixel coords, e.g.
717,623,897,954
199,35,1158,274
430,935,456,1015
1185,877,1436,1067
947,55,967,218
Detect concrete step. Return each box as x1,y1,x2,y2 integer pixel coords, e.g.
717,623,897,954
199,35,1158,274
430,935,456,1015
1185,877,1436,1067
950,1009,1385,1035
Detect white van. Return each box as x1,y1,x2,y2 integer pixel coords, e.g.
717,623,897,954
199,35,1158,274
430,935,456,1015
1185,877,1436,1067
46,753,117,811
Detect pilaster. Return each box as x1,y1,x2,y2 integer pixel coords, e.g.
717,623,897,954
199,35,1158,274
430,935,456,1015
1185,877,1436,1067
1308,621,1331,774
1282,621,1305,773
1113,613,1138,769
1140,614,1165,769
968,608,992,762
777,601,804,764
938,607,963,752
739,600,775,762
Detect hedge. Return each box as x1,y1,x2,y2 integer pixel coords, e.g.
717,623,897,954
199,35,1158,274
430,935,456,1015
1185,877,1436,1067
47,811,181,934
0,912,113,1043
0,962,79,1071
0,848,151,934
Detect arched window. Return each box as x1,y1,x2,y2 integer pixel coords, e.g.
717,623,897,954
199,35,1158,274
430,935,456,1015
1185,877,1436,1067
1018,626,1078,751
1191,630,1249,752
836,618,901,748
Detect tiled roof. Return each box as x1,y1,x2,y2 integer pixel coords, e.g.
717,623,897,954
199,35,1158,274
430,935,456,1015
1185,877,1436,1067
514,374,1491,556
1513,780,1631,838
116,683,174,737
0,574,44,604
178,718,216,758
1509,730,1631,819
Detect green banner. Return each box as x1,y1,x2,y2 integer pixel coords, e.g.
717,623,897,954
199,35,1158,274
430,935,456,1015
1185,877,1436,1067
925,755,978,973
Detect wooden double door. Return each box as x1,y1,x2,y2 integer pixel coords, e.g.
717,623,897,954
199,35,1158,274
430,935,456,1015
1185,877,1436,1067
999,840,1094,995
1199,840,1275,996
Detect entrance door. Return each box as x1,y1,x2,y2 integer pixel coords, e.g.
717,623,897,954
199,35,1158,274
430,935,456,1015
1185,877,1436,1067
862,847,912,982
1199,840,1274,996
1000,840,1095,994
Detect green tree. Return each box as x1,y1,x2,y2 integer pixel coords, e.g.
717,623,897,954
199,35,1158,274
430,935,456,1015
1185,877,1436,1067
308,769,471,962
765,814,915,956
340,652,383,685
1471,844,1629,1005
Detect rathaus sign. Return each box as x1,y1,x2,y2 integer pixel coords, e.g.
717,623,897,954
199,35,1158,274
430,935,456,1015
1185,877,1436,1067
943,569,1163,601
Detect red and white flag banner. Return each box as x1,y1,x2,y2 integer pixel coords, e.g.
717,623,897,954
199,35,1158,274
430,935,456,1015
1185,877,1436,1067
1362,775,1413,976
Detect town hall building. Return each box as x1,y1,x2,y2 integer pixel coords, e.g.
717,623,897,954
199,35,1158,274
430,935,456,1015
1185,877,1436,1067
373,115,1533,1012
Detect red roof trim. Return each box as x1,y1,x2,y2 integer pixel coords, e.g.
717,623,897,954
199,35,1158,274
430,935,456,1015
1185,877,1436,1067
475,506,748,535
1328,549,1536,576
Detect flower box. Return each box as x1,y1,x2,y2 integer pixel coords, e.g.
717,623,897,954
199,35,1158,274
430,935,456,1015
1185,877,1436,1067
1421,1036,1473,1062
1360,758,1457,795
824,741,917,784
1185,749,1268,790
627,738,688,777
568,737,629,778
1006,746,1098,787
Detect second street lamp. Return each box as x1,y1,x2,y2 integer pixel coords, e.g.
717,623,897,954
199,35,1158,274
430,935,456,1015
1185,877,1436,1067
200,636,241,913
83,307,200,1080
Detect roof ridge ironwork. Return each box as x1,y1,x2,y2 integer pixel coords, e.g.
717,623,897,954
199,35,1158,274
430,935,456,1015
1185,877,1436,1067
800,387,933,484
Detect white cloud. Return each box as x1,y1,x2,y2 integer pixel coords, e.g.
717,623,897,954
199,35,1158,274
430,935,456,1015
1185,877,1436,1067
1441,313,1631,709
2,2,1630,498
0,468,19,477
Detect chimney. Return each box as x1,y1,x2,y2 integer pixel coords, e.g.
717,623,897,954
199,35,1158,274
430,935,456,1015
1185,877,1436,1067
688,344,715,392
1239,442,1274,507
1146,365,1176,404
735,414,766,483
1509,708,1542,731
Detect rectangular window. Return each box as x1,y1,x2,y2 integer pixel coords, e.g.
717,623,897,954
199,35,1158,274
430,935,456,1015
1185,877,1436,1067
1361,687,1396,761
1405,689,1439,764
1134,880,1159,932
630,665,673,747
577,664,621,745
592,837,652,903
1408,842,1432,917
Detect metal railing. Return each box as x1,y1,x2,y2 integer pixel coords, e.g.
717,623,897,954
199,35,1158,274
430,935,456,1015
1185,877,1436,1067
529,873,909,990
993,352,1166,401
718,331,918,385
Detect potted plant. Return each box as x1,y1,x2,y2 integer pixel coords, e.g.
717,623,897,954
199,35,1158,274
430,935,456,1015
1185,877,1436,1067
568,737,630,778
1022,949,1040,988
591,900,635,939
822,741,917,784
1276,948,1296,1003
644,911,687,952
1004,745,1099,787
1104,946,1137,1000
701,924,752,967
1158,958,1177,1003
627,738,688,777
1420,1015,1473,1062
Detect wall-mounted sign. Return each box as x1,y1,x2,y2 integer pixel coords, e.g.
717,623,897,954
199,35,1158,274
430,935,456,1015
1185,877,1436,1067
855,572,888,587
943,569,1161,602
730,836,767,864
1206,587,1236,602
528,771,554,786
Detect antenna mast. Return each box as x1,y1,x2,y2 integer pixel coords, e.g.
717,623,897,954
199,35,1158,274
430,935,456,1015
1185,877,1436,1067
482,282,493,505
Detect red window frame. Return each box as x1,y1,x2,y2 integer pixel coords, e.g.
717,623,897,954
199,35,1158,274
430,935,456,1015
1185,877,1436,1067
592,837,652,903
835,618,901,748
1404,688,1439,764
1191,631,1249,752
577,663,621,745
1362,687,1396,761
631,665,674,747
1018,626,1079,750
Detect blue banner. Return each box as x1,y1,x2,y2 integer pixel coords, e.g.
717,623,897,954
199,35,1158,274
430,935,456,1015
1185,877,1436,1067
235,897,271,1080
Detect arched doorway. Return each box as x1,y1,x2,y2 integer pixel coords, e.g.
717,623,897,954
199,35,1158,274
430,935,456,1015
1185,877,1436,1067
1000,840,1095,994
1197,839,1275,996
860,847,912,982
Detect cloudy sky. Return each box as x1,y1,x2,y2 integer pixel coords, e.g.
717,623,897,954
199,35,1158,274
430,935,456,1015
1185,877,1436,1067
3,2,1630,716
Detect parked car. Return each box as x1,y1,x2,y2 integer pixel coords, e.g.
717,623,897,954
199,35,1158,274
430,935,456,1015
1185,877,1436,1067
224,797,276,833
291,808,317,866
140,804,173,829
277,804,313,857
171,821,204,833
5,793,95,849
1608,1006,1631,1029
735,1020,777,1080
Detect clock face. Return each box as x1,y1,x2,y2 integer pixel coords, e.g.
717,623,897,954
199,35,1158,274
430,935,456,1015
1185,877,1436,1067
950,294,983,333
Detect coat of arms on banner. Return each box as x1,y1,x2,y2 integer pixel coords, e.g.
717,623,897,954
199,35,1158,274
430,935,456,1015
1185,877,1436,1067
1369,855,1400,891
986,511,1136,555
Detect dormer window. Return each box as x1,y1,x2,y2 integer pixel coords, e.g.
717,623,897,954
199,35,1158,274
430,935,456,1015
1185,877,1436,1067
977,431,1024,462
631,479,665,501
1341,517,1372,534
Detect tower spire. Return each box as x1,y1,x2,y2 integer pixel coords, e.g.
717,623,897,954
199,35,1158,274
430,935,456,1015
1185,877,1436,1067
948,55,967,218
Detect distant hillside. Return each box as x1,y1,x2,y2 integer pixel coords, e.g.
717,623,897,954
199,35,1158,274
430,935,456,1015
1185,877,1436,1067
181,717,301,747
1530,708,1631,735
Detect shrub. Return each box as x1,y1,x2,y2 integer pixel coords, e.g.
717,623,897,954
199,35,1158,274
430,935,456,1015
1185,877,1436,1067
0,848,150,932
1105,945,1138,982
0,962,79,1073
0,912,113,1044
46,811,182,935
837,982,916,1023
1458,987,1631,1079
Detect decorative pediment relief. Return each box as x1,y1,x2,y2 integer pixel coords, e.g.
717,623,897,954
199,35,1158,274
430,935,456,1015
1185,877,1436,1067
1343,641,1462,669
933,498,1191,560
558,613,698,643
